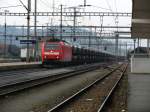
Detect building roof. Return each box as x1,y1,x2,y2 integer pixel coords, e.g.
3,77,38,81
130,47,150,54
132,0,150,38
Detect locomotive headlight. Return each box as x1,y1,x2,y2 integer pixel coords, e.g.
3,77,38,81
45,56,47,58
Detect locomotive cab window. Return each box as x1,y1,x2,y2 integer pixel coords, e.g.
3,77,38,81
45,43,60,50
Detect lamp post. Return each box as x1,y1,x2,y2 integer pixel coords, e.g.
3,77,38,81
34,0,38,61
19,0,31,62
4,10,9,58
60,4,63,40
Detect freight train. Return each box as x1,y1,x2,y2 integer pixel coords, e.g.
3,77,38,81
41,39,118,65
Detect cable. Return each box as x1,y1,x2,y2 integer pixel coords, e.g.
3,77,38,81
39,0,51,9
114,0,117,12
0,5,22,9
39,0,60,11
39,0,71,37
105,0,113,12
18,0,28,11
104,0,119,34
39,0,54,26
91,5,112,11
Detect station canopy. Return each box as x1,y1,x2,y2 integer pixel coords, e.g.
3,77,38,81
132,0,150,38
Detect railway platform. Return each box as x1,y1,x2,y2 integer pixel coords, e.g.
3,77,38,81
128,73,150,112
0,62,41,71
0,58,20,63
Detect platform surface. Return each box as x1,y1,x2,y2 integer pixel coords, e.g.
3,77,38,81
128,73,150,112
0,58,20,63
0,62,41,71
0,62,41,67
131,57,150,73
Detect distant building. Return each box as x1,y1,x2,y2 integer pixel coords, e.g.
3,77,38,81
129,47,150,58
130,47,150,54
0,42,20,58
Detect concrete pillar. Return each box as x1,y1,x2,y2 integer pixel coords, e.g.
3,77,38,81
147,39,149,48
115,34,119,61
133,39,136,56
147,39,150,57
137,38,140,53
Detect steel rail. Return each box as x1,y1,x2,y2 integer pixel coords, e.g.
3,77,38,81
47,63,125,112
97,63,128,112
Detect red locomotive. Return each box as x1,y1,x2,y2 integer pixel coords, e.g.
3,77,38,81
41,39,116,65
41,40,72,64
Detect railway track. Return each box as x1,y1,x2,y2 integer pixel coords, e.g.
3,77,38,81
0,63,107,96
47,63,128,112
97,63,128,112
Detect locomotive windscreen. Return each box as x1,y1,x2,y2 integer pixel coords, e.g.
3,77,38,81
45,43,60,50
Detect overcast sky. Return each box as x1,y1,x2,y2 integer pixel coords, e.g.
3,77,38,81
0,0,140,48
0,0,132,26
1,1,147,48
0,0,132,12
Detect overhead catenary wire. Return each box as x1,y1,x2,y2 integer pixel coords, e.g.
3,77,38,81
103,0,120,57
38,0,72,37
91,5,112,11
105,0,113,12
18,0,28,11
104,0,120,32
39,0,55,28
114,0,118,13
0,5,22,9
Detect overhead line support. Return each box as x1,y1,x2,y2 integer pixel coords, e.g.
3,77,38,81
0,12,132,17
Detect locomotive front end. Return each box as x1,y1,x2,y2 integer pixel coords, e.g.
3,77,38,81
42,42,62,64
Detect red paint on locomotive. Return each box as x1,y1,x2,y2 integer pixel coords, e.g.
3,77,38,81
41,41,72,63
